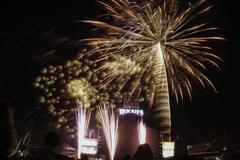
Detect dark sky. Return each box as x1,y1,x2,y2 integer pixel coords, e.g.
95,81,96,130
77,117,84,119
0,0,239,141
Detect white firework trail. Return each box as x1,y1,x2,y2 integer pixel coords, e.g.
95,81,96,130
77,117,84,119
137,118,146,145
75,103,92,159
98,104,119,160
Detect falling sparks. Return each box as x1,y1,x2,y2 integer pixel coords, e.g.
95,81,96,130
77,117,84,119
75,102,92,159
98,104,119,160
137,118,146,145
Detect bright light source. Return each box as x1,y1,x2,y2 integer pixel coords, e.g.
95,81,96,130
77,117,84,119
81,146,98,155
162,142,175,158
99,104,119,160
78,138,98,155
83,138,98,146
137,119,146,145
75,103,92,159
119,108,144,116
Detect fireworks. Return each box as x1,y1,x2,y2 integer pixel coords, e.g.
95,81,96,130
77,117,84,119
66,78,97,108
33,59,98,133
84,0,223,132
137,118,146,145
98,104,119,160
98,54,141,86
33,57,126,133
75,102,92,159
32,0,223,146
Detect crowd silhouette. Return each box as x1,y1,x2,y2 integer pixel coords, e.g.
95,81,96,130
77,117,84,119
1,99,239,160
33,131,74,160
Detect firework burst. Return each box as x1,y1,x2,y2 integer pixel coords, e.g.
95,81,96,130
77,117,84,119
98,104,119,160
84,0,223,133
33,58,127,134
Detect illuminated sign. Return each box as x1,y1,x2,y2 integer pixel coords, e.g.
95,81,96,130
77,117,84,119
162,142,175,158
119,108,144,116
81,138,98,155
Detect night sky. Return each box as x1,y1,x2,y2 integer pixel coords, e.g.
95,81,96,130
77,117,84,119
0,0,239,142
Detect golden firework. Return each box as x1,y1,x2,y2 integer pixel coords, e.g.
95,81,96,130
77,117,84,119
33,57,127,133
66,78,97,108
84,0,223,133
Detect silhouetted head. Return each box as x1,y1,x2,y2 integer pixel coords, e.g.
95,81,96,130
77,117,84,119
44,131,59,149
81,154,89,160
123,154,132,160
133,143,154,160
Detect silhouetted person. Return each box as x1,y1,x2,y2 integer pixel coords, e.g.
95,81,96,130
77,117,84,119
132,143,154,160
81,154,89,160
36,131,73,160
123,154,132,160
